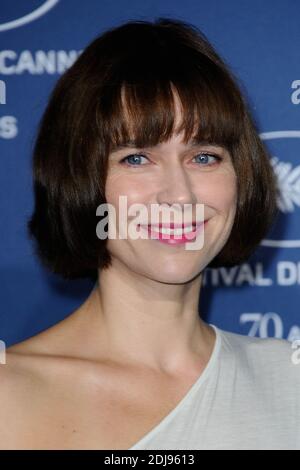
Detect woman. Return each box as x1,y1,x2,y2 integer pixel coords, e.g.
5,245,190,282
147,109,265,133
1,18,299,450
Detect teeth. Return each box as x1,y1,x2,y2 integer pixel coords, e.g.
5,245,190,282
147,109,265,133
149,225,195,235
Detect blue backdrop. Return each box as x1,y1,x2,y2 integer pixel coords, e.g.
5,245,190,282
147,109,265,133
0,0,299,347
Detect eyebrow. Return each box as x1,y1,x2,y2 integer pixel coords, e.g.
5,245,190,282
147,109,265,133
110,138,224,152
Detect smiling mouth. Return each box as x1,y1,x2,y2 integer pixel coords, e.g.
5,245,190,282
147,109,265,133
139,221,205,235
137,221,207,243
144,225,196,236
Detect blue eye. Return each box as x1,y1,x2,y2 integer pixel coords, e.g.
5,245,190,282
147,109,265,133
193,153,221,165
120,152,222,167
120,154,149,166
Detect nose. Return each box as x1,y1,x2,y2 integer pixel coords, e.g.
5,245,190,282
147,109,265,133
156,162,197,207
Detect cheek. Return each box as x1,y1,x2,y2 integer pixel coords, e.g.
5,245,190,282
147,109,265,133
105,174,150,209
195,171,237,212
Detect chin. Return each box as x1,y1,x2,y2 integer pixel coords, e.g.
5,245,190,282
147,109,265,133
155,274,201,285
145,266,203,285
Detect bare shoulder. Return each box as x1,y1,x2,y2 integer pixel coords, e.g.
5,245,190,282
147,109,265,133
1,313,82,386
0,319,79,450
0,305,99,396
0,331,53,392
0,322,68,392
0,345,39,448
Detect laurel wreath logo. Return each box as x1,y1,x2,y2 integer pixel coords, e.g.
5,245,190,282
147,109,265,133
271,156,300,213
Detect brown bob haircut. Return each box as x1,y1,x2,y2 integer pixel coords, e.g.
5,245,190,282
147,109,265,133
27,17,279,281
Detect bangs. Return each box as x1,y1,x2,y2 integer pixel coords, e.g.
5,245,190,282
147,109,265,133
97,45,245,153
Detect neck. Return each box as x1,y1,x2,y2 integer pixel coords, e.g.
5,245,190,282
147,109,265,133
74,258,214,374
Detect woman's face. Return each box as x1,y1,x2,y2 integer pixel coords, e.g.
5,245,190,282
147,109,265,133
104,96,237,284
